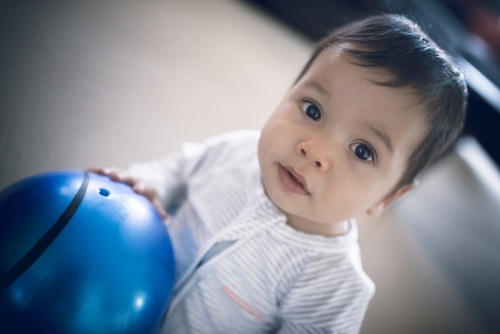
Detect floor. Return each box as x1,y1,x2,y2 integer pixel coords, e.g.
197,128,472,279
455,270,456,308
1,0,498,333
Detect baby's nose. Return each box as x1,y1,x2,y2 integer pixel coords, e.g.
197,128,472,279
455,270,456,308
297,142,331,173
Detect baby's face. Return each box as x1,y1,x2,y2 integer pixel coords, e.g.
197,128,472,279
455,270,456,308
258,46,427,236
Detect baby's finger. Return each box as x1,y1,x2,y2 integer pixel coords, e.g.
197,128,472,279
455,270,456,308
151,197,168,220
138,185,160,203
108,170,123,181
108,171,138,186
88,167,121,178
87,167,110,175
138,186,167,219
131,182,146,194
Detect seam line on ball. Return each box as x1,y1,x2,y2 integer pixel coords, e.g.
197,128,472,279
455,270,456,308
0,171,90,290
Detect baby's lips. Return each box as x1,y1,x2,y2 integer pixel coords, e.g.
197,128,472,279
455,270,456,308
278,165,310,195
283,166,309,194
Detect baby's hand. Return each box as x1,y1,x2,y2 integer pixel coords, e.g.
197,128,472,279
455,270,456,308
87,167,168,220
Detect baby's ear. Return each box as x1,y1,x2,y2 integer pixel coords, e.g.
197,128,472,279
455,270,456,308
366,180,419,217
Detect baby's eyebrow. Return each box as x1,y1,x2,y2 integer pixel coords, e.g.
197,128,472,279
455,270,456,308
305,80,330,97
368,125,394,154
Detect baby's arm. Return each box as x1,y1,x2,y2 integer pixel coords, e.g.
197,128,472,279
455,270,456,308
88,135,223,220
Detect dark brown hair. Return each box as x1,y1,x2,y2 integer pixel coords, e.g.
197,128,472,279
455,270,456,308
296,14,468,193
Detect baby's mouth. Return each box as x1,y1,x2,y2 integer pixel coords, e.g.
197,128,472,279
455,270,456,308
278,165,310,195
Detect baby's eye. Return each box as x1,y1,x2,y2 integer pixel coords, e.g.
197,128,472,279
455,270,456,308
350,143,375,162
301,101,321,121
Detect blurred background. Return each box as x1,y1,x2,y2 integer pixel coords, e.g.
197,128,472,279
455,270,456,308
0,0,499,333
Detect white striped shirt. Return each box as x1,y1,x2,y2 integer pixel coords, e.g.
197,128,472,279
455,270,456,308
128,130,375,333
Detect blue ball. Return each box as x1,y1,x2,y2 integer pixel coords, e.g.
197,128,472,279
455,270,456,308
0,170,175,334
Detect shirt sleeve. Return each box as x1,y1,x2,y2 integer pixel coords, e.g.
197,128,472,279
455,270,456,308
276,256,375,334
126,130,260,212
126,139,212,210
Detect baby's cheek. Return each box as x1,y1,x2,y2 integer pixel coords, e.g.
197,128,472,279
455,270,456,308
319,187,365,220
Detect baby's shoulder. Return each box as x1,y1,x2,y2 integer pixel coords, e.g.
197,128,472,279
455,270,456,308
196,130,261,169
204,129,260,152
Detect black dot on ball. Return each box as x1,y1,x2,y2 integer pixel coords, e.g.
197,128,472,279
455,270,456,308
99,188,110,197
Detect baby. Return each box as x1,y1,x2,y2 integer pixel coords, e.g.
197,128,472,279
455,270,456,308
92,14,467,333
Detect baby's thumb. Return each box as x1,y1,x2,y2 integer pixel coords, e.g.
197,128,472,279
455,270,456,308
137,185,167,220
151,197,168,220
